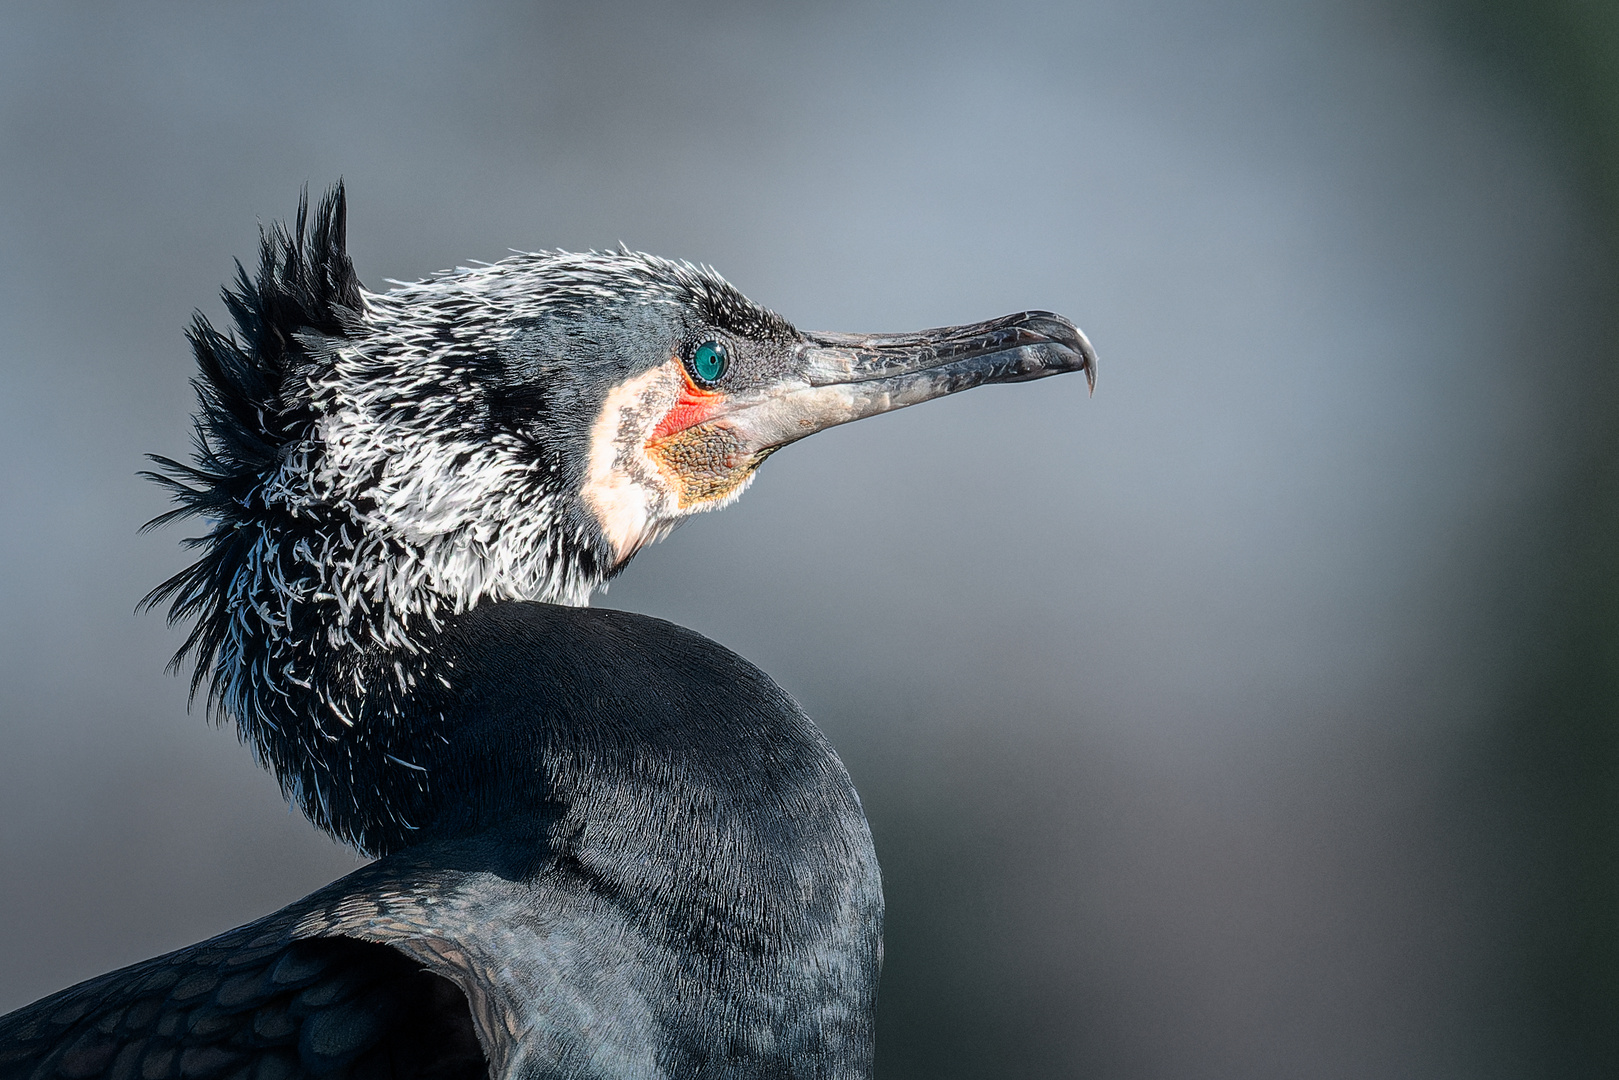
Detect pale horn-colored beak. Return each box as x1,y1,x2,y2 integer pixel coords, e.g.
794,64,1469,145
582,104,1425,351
712,311,1095,457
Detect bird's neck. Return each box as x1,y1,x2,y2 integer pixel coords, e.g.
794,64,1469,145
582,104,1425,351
190,390,621,850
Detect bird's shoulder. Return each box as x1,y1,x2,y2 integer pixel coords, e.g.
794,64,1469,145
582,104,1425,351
442,601,771,679
433,601,804,728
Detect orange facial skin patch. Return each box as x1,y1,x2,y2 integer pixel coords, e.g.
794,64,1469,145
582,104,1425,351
650,363,724,441
647,423,750,507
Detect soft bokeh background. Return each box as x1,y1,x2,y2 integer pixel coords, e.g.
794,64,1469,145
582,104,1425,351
4,1,1618,1076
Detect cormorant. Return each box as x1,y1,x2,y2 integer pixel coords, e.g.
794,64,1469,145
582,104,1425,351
0,185,1094,1080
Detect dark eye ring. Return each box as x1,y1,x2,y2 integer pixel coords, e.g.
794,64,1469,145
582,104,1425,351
687,340,729,386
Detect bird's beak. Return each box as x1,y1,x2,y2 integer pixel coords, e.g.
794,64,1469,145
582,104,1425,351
720,311,1096,457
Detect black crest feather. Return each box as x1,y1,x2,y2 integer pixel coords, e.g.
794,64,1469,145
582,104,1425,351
141,183,362,702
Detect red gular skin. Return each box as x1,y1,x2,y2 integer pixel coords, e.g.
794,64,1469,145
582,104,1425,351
649,362,726,442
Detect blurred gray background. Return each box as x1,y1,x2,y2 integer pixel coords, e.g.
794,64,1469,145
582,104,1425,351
4,1,1619,1076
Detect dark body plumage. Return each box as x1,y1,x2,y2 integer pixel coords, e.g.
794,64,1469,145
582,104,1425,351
0,187,1091,1077
2,604,880,1079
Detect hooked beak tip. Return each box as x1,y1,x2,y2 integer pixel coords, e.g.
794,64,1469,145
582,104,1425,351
1078,329,1098,395
1016,312,1097,394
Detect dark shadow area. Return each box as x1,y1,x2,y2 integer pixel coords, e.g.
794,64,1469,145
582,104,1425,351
1429,2,1619,1073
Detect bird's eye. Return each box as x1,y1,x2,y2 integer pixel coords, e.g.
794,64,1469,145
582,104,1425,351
688,341,729,386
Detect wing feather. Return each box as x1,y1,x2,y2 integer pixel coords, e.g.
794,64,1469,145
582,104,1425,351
0,914,484,1080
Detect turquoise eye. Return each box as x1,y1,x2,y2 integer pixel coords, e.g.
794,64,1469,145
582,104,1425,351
690,340,729,384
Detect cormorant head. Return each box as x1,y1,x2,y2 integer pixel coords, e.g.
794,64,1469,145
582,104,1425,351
496,249,1097,573
151,184,1094,666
